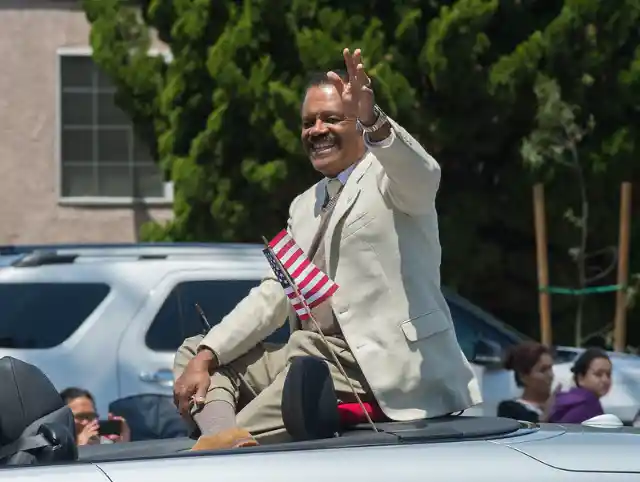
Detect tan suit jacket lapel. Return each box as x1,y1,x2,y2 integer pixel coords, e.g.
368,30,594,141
324,153,374,274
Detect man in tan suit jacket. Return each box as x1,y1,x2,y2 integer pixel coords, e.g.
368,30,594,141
173,48,481,450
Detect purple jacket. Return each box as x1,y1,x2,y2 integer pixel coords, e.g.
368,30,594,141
548,387,604,424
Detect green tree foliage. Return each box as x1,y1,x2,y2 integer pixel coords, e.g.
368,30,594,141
81,0,640,347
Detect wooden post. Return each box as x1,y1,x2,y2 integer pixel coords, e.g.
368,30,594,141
613,182,632,352
533,184,553,346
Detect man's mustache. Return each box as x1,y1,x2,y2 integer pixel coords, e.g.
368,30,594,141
306,134,339,147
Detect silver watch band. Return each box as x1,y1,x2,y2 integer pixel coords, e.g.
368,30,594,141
357,105,388,133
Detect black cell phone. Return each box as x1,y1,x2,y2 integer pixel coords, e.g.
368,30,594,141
98,419,122,436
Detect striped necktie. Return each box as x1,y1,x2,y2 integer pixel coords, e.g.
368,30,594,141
324,178,343,210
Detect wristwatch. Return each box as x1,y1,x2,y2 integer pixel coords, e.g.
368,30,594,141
357,104,388,133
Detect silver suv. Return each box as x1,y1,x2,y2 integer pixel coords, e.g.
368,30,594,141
0,243,638,422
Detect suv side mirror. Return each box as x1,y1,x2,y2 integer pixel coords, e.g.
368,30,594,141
472,338,503,367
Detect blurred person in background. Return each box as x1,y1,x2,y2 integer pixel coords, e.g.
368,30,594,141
60,387,131,446
497,341,559,423
548,348,612,424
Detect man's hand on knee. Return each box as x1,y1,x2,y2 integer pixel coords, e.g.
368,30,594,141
173,348,218,418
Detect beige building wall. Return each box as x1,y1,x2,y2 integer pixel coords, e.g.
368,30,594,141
0,1,173,244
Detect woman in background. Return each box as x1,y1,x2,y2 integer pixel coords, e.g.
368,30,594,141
548,348,612,424
497,341,558,423
60,387,131,446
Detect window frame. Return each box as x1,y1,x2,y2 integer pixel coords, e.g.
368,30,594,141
144,278,291,353
56,46,174,207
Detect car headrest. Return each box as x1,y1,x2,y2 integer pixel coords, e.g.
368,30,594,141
109,394,189,441
281,356,341,441
0,356,76,465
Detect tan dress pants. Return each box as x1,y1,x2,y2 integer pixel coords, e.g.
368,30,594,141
173,330,370,443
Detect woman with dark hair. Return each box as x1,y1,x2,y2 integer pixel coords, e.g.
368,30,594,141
60,387,131,446
497,341,557,423
548,348,612,424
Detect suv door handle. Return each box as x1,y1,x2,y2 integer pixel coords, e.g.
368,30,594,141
139,369,174,388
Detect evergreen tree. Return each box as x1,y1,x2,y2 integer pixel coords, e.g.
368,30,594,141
81,0,640,346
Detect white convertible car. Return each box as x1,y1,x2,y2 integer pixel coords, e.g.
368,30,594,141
2,355,640,482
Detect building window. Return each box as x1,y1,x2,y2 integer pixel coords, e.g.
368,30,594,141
57,50,171,203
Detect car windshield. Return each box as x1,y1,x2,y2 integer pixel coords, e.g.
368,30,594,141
481,311,531,343
443,288,530,337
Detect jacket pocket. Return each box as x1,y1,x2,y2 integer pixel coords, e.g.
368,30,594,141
399,309,451,342
341,212,376,240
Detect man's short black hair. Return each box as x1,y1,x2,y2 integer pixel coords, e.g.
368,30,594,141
305,69,348,91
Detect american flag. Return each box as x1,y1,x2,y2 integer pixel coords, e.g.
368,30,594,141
262,229,338,320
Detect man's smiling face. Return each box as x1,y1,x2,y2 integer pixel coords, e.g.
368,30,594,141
301,84,365,177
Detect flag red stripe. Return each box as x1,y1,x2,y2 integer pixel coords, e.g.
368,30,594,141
308,283,338,308
290,258,311,280
267,229,338,316
297,268,322,292
275,239,296,260
283,248,305,272
269,229,288,249
306,278,329,300
306,275,335,302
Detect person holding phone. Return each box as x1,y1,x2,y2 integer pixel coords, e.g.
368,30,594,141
60,387,131,445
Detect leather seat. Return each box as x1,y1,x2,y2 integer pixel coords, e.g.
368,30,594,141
281,356,341,440
0,356,77,465
109,394,189,441
281,356,387,441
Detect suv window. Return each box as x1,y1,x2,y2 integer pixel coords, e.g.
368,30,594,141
146,280,291,352
448,301,518,361
0,282,111,348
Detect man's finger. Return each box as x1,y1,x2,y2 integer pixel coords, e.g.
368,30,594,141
343,47,357,80
174,385,189,415
353,48,361,62
326,71,345,94
356,63,370,90
178,397,190,417
353,49,363,78
193,382,208,407
173,384,183,408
